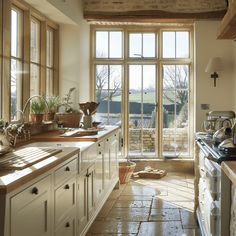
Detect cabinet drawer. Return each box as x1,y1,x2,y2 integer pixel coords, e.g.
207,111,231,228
11,175,51,211
55,177,76,225
55,215,76,236
54,157,77,186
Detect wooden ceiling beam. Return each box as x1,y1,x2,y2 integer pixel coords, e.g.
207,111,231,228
84,9,227,22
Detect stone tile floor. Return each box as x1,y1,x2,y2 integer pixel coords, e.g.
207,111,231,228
86,172,200,236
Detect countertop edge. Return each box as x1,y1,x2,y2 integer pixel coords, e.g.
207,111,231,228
221,161,236,185
0,148,79,194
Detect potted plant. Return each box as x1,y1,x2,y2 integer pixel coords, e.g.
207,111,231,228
56,88,82,128
44,96,60,121
30,98,46,123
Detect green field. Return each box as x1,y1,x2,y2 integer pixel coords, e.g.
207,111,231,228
112,91,174,105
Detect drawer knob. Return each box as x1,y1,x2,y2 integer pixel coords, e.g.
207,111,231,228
99,151,102,155
64,184,70,190
107,139,109,142
65,166,70,171
31,187,39,195
98,143,101,147
86,173,92,177
65,222,70,228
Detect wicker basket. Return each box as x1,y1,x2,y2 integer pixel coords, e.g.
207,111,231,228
56,113,82,128
119,161,136,184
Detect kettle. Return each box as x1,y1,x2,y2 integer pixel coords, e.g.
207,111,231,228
213,127,232,146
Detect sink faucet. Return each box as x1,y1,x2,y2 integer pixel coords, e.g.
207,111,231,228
22,95,49,116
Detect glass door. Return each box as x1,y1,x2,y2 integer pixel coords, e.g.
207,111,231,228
128,65,157,156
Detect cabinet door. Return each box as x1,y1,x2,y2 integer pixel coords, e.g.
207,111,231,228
55,215,76,236
104,138,111,189
94,142,104,204
77,170,87,236
87,165,95,219
110,132,119,180
11,175,51,236
55,177,76,226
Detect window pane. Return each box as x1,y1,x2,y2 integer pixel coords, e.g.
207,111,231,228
163,32,175,58
96,31,108,58
176,32,189,58
11,10,18,57
129,65,142,154
46,69,53,97
95,65,122,125
129,33,142,58
30,64,40,96
109,32,122,58
176,65,189,89
163,65,175,90
143,33,155,57
31,19,40,63
47,29,53,67
162,64,189,157
11,59,22,121
11,8,22,58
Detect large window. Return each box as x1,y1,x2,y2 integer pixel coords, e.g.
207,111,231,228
11,7,23,121
30,17,41,96
46,27,54,97
92,26,193,159
0,0,59,122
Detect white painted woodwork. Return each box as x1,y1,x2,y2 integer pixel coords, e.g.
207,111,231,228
54,158,77,187
10,175,51,236
54,177,76,226
55,215,76,236
0,127,120,236
77,169,88,236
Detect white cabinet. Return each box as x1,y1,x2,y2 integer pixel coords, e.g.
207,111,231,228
54,157,77,236
55,215,76,236
77,169,88,236
94,141,104,203
10,175,51,236
54,177,76,226
2,127,120,236
109,131,119,181
77,164,95,235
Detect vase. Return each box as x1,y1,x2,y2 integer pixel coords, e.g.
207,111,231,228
31,114,44,123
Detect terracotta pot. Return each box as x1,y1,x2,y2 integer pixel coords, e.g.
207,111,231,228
119,161,136,184
30,114,44,123
44,112,55,121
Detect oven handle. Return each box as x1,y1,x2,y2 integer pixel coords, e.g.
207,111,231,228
196,140,210,157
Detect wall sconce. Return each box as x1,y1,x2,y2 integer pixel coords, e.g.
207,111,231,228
205,57,223,87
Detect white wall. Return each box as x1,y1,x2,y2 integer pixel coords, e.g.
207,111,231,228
59,22,90,108
44,0,91,108
195,21,236,131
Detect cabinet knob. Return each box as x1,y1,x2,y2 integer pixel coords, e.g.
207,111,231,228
99,151,102,155
107,138,109,142
114,134,117,137
65,166,70,171
65,222,70,228
31,187,39,195
98,143,101,147
64,184,70,190
86,173,92,177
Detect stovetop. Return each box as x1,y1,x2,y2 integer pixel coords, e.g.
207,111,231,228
195,132,236,164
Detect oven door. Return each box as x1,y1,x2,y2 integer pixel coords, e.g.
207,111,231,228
204,189,220,236
204,158,221,200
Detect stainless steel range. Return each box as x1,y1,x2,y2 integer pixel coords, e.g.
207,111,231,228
195,133,236,236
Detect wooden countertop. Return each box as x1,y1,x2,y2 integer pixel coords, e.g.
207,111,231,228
222,161,236,185
0,147,79,194
0,126,119,194
32,125,119,142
